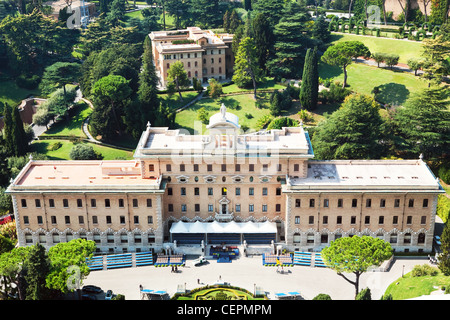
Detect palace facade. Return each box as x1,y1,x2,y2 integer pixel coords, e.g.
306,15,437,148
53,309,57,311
7,105,444,254
150,27,234,86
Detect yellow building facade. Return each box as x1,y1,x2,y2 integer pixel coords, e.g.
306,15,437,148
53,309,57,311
7,105,444,254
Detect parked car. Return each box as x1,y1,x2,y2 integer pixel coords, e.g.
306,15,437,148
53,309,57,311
192,256,207,267
105,290,114,300
82,285,102,294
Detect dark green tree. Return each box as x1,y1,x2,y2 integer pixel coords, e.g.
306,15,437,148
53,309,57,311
393,87,449,161
312,93,386,160
267,1,313,79
90,75,133,140
24,244,50,300
299,47,319,111
252,12,275,74
253,0,285,27
11,105,27,157
191,0,221,28
438,221,450,276
311,14,331,44
2,103,14,157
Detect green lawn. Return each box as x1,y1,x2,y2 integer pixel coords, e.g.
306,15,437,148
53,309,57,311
222,78,285,94
175,93,272,134
319,62,428,106
30,139,134,160
330,33,424,64
43,101,92,138
384,268,450,300
159,91,201,111
0,79,41,109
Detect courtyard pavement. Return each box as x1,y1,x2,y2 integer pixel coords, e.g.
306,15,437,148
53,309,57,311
84,255,430,300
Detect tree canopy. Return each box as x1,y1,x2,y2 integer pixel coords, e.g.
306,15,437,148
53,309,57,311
321,236,393,297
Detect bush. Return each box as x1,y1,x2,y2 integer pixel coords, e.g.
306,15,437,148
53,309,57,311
411,264,439,277
16,74,41,90
49,141,62,151
356,288,371,300
267,117,298,130
438,164,450,184
313,293,332,300
69,144,103,160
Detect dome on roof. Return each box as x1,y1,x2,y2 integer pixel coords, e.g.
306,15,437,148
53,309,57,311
206,103,240,130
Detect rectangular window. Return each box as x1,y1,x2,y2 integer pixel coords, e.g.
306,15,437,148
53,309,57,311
147,199,152,207
323,199,329,208
195,204,200,212
394,199,400,207
276,204,281,212
423,199,429,208
309,216,314,224
181,187,186,196
262,188,268,196
337,199,343,208
221,164,226,172
421,216,427,224
134,216,139,224
24,216,29,224
37,216,43,224
105,199,111,208
92,216,98,224
90,199,96,208
208,204,214,212
207,164,213,172
148,216,153,224
323,216,328,224
351,216,356,224
194,187,200,196
393,216,398,224
379,216,384,224
194,164,199,172
295,199,301,207
51,216,57,224
407,216,412,224
276,188,281,196
133,199,138,208
262,204,267,212
235,204,241,212
249,204,254,212
21,199,27,208
408,199,414,208
352,199,358,208
337,216,342,224
63,199,69,208
79,216,84,224
166,164,172,172
309,199,315,208
49,199,55,208
181,204,187,212
262,164,268,172
180,164,185,172
249,188,254,196
249,164,254,172
168,204,173,212
295,216,300,224
35,199,41,208
106,216,112,224
208,188,213,196
366,199,372,208
168,188,173,196
119,199,124,208
235,188,240,196
294,164,299,171
277,164,282,171
235,164,240,171
65,216,70,224
77,199,83,208
148,164,154,171
380,199,386,208
365,216,370,224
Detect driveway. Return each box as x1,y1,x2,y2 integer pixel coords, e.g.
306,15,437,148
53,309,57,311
84,254,428,300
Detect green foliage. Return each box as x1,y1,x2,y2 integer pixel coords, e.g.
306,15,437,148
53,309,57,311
69,144,104,160
197,107,209,124
269,89,292,116
312,293,332,300
252,13,274,74
393,87,449,160
438,164,450,185
207,78,223,99
384,54,400,69
411,264,439,277
312,93,385,160
437,195,450,223
167,61,190,100
25,244,50,300
39,62,81,96
266,117,298,130
439,221,450,276
16,75,41,90
355,288,371,300
299,47,319,111
322,236,393,296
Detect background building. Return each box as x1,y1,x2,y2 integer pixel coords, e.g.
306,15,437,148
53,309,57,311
7,106,444,254
150,27,234,86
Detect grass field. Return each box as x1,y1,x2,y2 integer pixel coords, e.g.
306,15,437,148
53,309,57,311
384,268,450,300
43,101,92,138
330,33,424,64
319,62,428,106
175,93,273,134
30,140,134,160
0,79,41,109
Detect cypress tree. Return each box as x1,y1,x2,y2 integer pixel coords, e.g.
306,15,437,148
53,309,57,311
2,103,14,157
11,102,27,156
300,47,319,111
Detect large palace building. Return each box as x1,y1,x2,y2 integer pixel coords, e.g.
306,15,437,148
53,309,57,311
7,105,444,254
150,27,234,85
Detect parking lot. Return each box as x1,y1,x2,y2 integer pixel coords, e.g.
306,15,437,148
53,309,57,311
83,255,430,300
